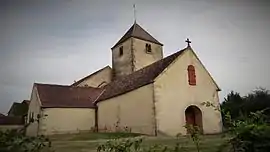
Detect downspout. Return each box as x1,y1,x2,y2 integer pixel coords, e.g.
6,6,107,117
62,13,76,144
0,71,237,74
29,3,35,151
93,88,106,132
152,83,158,136
94,107,98,132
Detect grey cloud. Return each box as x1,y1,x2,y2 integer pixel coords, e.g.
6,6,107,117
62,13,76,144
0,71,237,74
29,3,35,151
0,0,270,113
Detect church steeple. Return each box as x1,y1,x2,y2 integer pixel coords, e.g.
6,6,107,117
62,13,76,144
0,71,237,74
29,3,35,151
112,23,163,49
111,23,163,79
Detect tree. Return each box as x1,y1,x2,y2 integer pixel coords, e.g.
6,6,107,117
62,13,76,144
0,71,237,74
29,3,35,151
221,88,270,123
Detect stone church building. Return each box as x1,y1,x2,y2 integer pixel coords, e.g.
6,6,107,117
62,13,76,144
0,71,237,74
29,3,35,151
26,22,223,136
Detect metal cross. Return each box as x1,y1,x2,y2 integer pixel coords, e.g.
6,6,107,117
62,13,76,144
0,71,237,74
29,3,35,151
185,38,191,47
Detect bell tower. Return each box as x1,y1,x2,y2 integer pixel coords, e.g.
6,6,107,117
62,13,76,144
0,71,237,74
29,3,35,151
111,22,163,78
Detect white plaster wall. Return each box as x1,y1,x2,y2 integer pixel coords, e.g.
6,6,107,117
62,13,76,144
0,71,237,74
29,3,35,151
76,67,112,88
40,108,95,135
26,85,42,136
154,48,222,136
97,84,155,135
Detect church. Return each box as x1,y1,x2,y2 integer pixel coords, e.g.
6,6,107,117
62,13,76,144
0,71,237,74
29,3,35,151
26,22,223,137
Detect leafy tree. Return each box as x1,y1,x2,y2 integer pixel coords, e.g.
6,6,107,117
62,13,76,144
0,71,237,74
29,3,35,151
221,88,270,123
221,91,245,119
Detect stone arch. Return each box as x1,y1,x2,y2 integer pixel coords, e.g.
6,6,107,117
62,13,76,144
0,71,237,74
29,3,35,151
185,105,203,133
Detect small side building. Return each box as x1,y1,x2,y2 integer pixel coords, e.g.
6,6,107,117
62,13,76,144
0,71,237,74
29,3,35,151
0,116,24,131
26,83,102,136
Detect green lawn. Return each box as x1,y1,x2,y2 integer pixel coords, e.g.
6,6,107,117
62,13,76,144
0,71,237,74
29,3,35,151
48,133,230,152
48,132,142,141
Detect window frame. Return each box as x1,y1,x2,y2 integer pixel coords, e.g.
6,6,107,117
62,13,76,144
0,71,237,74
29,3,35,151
145,43,152,53
187,65,196,85
119,46,123,56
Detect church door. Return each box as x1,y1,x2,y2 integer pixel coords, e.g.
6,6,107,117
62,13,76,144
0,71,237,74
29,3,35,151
185,105,203,134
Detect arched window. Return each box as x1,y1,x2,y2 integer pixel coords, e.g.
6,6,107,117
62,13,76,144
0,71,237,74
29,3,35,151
188,65,196,85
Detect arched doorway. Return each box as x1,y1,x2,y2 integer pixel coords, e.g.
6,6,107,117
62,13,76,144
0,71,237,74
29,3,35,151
185,105,203,134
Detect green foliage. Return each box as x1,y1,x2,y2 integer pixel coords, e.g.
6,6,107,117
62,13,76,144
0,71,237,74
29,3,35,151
97,137,186,152
0,129,51,152
8,102,29,117
203,95,270,152
221,88,270,123
226,110,270,152
0,115,52,152
183,124,201,152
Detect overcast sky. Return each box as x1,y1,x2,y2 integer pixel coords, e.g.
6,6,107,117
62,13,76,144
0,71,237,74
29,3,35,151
1,0,270,114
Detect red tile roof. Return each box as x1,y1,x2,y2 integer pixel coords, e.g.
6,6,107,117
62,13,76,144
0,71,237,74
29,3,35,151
71,66,111,87
0,116,24,125
98,49,185,102
35,83,103,108
33,49,185,107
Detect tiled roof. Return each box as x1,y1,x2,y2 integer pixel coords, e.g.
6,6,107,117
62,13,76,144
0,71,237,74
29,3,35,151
0,116,24,125
71,66,111,86
98,49,185,102
112,22,163,49
35,83,102,108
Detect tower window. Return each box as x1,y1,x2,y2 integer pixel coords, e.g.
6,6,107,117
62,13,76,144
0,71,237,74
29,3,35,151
187,65,196,85
119,46,123,56
145,43,152,53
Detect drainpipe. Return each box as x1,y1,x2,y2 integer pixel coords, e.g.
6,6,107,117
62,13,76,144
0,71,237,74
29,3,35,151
152,84,158,136
93,88,106,132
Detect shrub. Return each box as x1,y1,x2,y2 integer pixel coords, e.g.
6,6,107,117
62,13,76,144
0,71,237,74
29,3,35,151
97,137,186,152
227,110,270,152
0,129,52,152
0,115,52,152
202,101,270,152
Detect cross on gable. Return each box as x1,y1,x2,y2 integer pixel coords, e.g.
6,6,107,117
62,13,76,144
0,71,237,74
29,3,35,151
185,38,191,47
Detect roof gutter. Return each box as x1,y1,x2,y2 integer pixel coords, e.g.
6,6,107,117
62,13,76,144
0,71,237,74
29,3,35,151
93,88,106,105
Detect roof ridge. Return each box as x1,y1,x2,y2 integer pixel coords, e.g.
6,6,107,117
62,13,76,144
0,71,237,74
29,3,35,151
35,83,70,87
36,83,102,90
117,48,186,79
112,23,163,49
98,48,187,101
71,65,111,86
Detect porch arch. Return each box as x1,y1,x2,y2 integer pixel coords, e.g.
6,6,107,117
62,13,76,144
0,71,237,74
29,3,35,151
185,105,203,133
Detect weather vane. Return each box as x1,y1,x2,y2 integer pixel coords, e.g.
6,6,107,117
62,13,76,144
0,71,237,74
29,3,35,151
133,4,137,23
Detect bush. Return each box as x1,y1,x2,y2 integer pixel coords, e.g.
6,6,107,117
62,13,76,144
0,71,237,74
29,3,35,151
203,101,270,152
227,110,270,152
97,137,186,152
0,129,52,152
0,115,52,152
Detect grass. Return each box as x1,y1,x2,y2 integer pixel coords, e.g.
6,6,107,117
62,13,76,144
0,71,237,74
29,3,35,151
48,132,230,152
48,132,142,141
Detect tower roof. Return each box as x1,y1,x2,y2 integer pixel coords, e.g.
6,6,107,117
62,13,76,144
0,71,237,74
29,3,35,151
112,23,163,49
